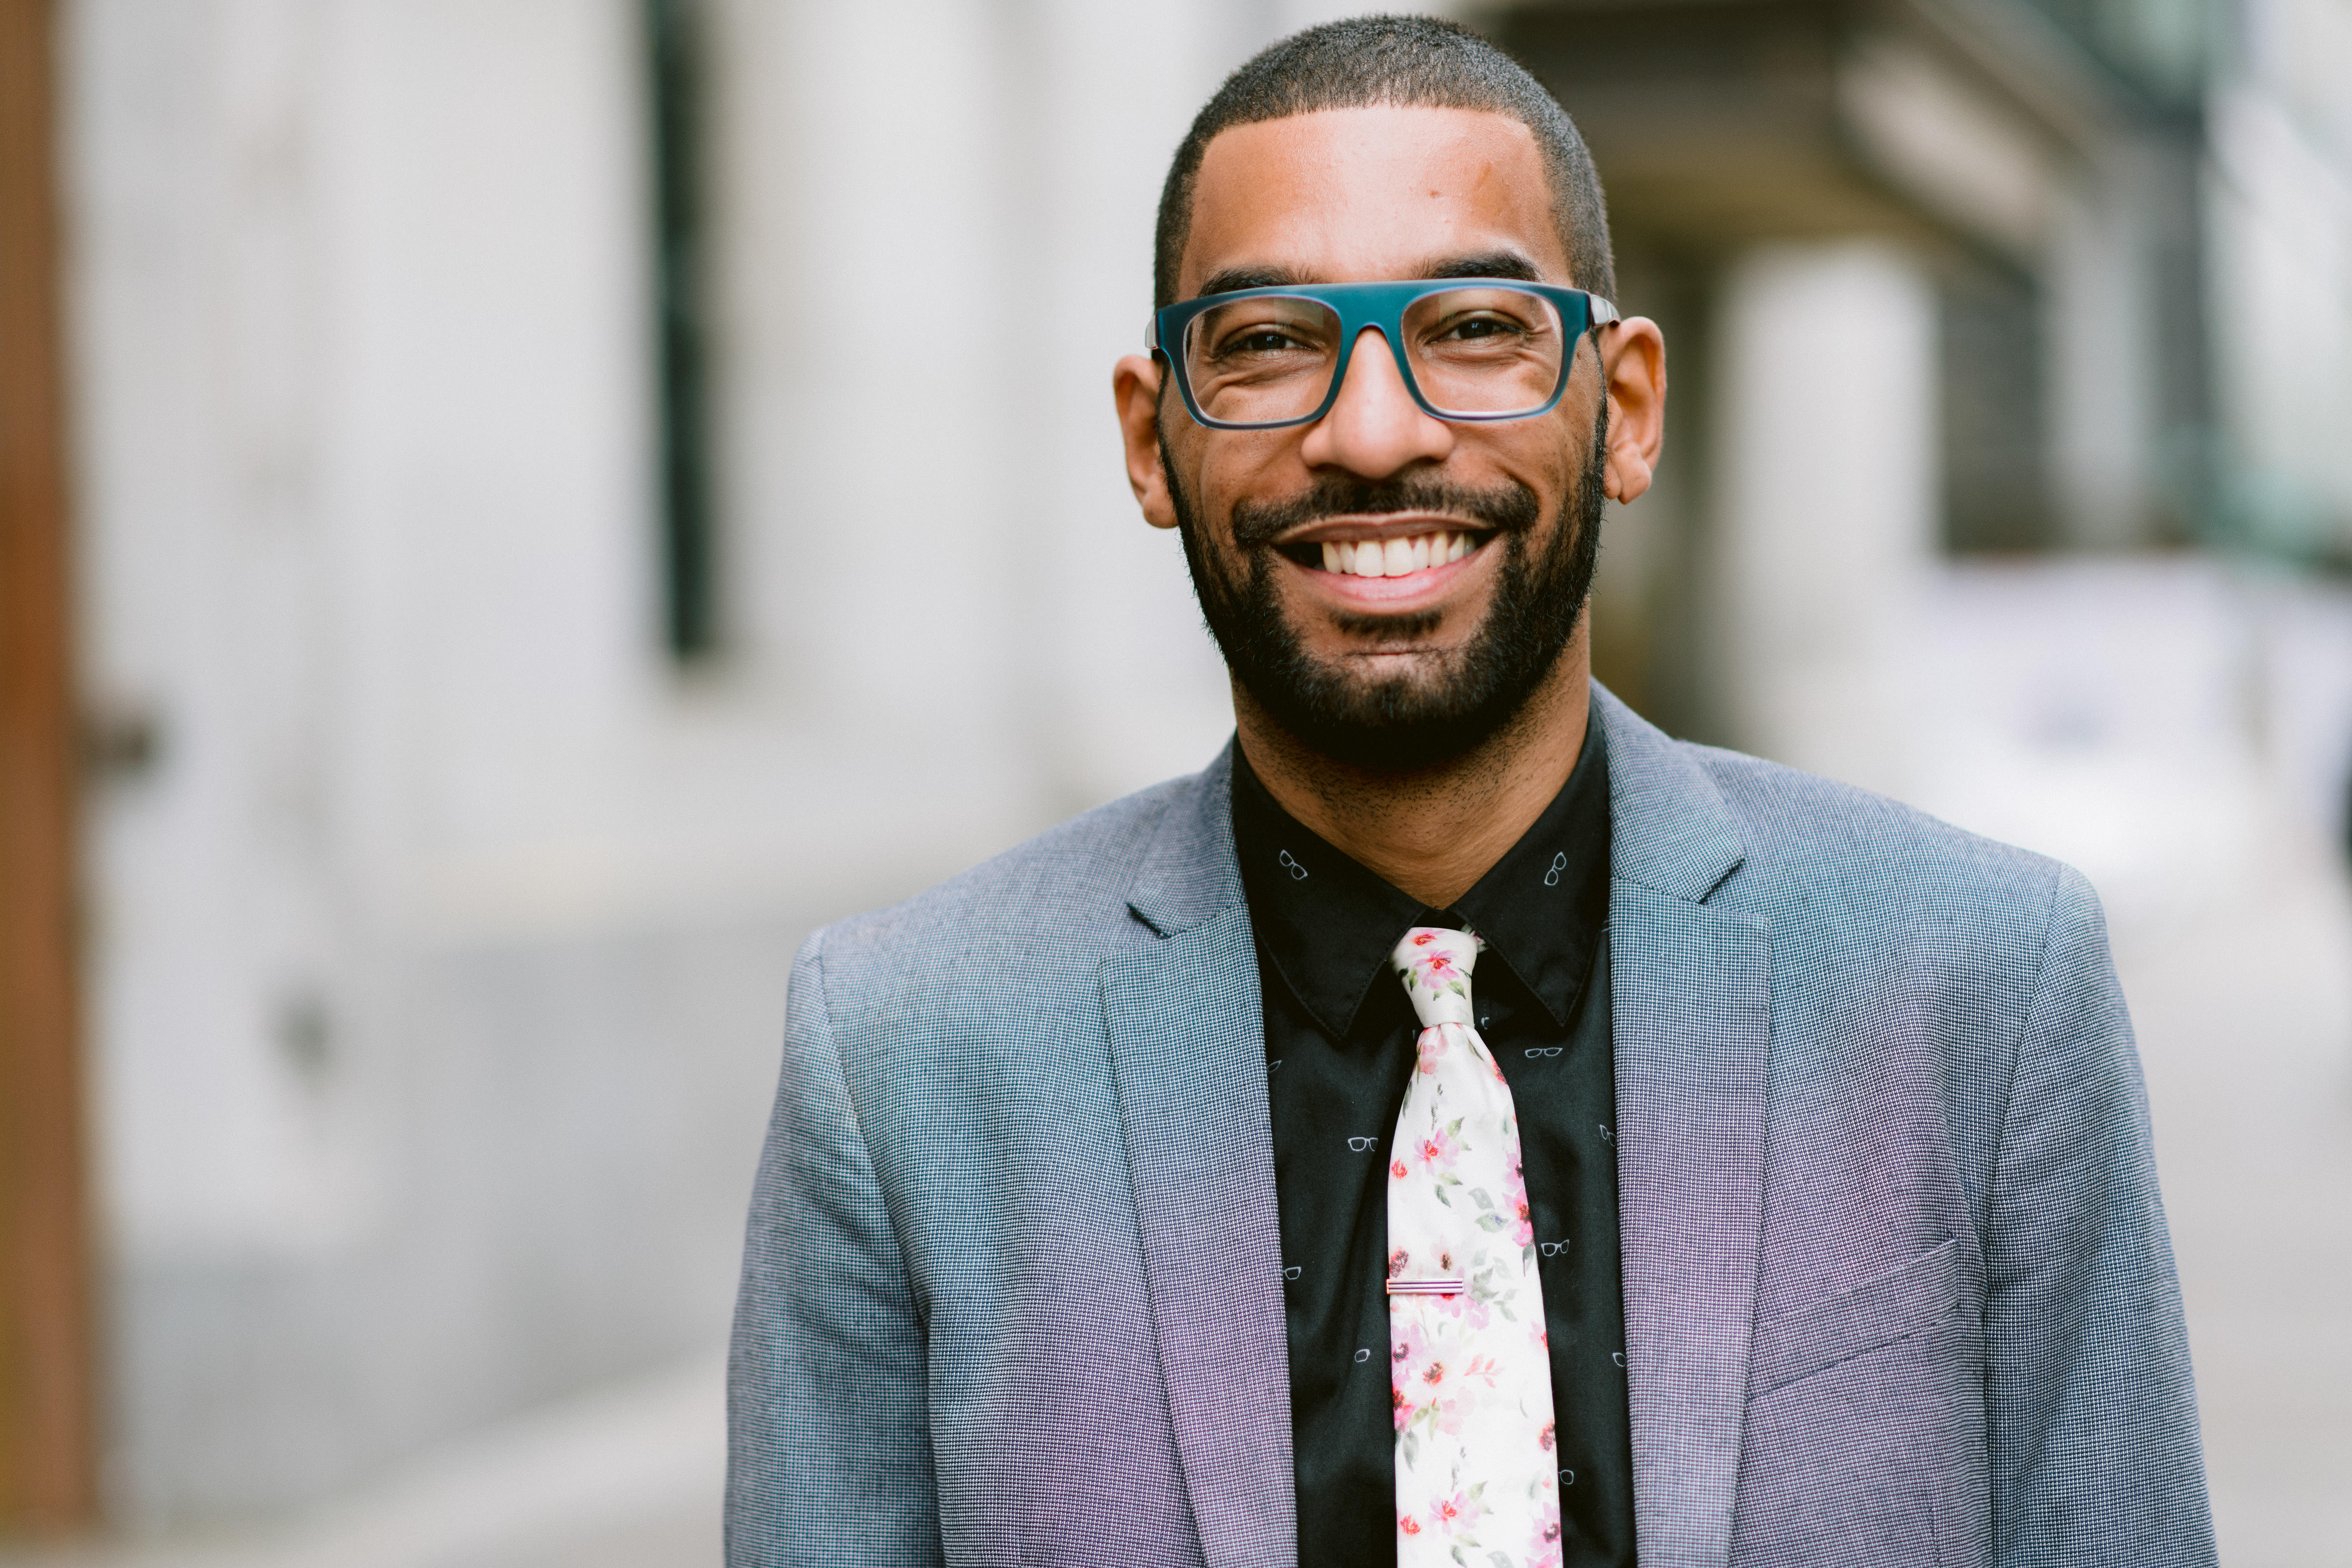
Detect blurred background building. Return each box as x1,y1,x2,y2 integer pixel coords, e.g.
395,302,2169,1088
0,0,2347,1564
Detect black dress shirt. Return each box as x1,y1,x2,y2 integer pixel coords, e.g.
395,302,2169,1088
1231,725,1636,1568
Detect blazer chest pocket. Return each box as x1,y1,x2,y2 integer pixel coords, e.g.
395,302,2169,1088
1749,1237,1962,1399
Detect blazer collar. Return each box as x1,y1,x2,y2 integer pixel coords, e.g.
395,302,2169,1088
1128,688,1742,927
1126,739,1247,938
1592,684,1745,903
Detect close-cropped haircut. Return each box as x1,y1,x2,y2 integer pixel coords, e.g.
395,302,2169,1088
1152,16,1616,309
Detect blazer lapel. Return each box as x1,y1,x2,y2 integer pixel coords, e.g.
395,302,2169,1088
1595,689,1772,1568
1103,747,1297,1568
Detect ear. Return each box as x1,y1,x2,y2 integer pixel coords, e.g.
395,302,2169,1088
1113,353,1180,530
1596,317,1666,505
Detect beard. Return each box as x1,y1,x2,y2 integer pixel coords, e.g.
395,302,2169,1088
1167,407,1607,772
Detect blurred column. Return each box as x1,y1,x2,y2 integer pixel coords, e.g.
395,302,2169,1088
0,0,98,1533
2047,162,2158,549
1012,0,1277,812
1705,241,1938,799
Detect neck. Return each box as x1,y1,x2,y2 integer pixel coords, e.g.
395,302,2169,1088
1233,630,1593,908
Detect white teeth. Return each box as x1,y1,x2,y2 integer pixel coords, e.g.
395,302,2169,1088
1314,532,1479,577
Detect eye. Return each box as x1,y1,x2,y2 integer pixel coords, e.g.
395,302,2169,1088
1219,326,1305,357
1190,298,1335,368
1433,311,1534,344
1209,320,1325,362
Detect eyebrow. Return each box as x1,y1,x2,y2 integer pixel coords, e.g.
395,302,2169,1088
1198,264,1308,296
1192,248,1549,299
1422,248,1544,283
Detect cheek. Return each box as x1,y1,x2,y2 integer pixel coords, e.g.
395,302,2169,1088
1176,435,1311,546
1195,433,1303,498
1508,407,1599,501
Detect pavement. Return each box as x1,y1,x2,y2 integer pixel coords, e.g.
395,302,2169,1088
2127,849,2352,1567
0,1357,724,1568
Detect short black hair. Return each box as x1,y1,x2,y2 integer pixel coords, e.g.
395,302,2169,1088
1152,15,1615,309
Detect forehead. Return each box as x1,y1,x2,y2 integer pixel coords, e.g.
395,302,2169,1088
1180,104,1569,296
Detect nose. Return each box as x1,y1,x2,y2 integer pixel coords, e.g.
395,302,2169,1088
1298,327,1454,479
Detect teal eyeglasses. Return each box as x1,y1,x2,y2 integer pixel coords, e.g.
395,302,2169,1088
1150,278,1619,431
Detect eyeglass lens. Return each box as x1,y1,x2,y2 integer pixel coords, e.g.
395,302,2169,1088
1180,287,1568,426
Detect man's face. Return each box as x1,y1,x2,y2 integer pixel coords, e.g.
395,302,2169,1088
1137,106,1613,771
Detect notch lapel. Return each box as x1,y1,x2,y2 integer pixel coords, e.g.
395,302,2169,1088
1595,689,1772,1568
1104,748,1297,1568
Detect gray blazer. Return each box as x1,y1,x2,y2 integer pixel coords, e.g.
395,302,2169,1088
727,687,2215,1567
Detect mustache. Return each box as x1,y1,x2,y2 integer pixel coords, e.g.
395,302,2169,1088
1226,474,1543,550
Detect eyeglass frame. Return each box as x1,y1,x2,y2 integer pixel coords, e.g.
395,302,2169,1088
1148,277,1620,432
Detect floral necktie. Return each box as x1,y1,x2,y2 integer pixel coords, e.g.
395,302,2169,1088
1387,926,1561,1567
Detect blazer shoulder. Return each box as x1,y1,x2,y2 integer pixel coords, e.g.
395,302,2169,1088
812,766,1208,982
1684,741,2082,926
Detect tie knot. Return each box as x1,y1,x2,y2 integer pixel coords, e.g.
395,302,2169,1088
1391,927,1480,1028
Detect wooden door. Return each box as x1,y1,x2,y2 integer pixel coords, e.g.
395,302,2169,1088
0,0,97,1533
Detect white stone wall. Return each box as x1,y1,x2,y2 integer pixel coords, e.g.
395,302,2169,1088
58,0,1364,1526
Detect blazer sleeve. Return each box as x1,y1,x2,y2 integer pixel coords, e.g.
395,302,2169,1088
1984,866,2217,1566
726,929,944,1566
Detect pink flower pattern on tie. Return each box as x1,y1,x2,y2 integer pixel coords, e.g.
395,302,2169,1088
1387,926,1560,1567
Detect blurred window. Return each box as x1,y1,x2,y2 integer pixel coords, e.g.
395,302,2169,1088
646,0,717,660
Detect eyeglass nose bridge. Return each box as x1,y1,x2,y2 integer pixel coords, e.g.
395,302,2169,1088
1314,319,1433,429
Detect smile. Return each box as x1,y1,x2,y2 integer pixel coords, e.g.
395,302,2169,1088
1280,530,1491,578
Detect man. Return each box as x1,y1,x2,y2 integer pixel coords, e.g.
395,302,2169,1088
728,17,2214,1567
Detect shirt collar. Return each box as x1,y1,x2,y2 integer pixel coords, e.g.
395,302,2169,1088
1230,720,1612,1038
